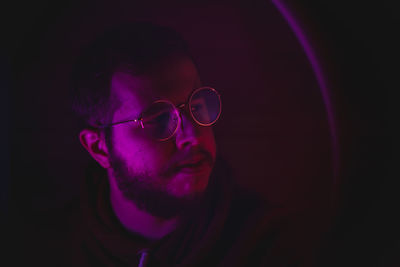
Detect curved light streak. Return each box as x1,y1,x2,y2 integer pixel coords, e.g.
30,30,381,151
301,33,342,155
271,0,340,208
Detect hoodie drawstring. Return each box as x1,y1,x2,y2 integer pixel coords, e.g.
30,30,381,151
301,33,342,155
138,249,150,267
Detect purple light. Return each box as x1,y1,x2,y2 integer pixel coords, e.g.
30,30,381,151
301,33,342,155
271,0,340,209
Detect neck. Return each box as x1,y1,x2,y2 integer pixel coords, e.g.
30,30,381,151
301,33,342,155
108,176,180,241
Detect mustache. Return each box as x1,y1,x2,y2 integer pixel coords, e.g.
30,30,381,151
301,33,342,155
161,147,214,177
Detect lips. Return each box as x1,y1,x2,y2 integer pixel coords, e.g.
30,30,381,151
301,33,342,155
174,155,209,173
161,147,214,178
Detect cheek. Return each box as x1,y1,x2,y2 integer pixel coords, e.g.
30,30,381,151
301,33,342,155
112,128,175,173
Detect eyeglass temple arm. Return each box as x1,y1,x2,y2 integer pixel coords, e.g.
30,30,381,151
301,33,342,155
97,119,142,129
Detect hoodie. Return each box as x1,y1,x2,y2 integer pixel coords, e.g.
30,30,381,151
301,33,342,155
65,158,304,267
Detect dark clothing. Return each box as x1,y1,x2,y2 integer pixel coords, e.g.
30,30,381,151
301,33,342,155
12,159,312,266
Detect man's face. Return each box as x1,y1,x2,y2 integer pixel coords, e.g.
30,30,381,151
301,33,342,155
107,56,217,218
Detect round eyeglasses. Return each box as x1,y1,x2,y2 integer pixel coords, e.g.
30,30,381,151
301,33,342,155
98,87,221,141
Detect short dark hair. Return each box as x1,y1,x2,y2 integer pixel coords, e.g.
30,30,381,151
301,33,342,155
70,22,192,128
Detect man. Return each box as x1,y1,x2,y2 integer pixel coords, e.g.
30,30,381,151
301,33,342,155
70,22,305,266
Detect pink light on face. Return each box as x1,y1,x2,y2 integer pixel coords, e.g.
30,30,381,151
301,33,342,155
272,0,340,209
109,55,217,199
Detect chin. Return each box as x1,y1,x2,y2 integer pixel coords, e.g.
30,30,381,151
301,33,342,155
168,170,211,198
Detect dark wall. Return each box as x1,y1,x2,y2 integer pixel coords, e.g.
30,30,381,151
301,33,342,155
7,0,333,213
287,2,396,266
4,0,396,265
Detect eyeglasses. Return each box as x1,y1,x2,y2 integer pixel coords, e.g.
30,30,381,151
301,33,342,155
98,87,221,141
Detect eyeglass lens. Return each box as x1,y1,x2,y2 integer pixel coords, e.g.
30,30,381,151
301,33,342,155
141,102,180,140
190,87,221,126
141,87,221,140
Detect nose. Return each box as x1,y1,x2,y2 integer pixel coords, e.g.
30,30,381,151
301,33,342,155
175,112,201,149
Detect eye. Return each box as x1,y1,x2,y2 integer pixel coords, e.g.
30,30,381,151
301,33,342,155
142,110,170,126
191,98,206,112
191,104,204,112
138,101,180,140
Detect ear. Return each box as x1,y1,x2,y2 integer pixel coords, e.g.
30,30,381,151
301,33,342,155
79,128,111,169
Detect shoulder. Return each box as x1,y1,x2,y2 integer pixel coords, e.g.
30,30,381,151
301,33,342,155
218,185,312,266
227,185,287,239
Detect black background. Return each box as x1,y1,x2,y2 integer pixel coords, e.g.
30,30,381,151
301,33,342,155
2,0,397,266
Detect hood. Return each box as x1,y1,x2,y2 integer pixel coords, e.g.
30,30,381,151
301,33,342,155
78,156,234,266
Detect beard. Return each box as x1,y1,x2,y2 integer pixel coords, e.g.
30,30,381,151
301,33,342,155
108,151,208,219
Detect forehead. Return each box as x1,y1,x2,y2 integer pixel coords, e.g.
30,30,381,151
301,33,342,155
111,57,200,119
110,56,200,118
